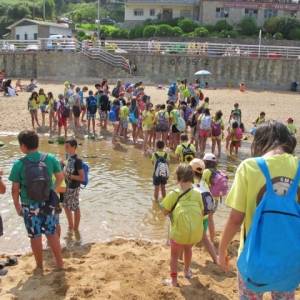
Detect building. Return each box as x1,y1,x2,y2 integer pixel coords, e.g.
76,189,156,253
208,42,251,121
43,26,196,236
125,0,200,26
200,0,300,26
6,18,73,40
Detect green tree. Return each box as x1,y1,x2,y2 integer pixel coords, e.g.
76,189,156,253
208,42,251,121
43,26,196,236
238,17,259,36
178,18,197,33
214,20,233,32
264,16,281,35
7,4,31,20
194,27,209,37
143,25,157,38
289,28,300,40
156,24,174,37
172,26,183,36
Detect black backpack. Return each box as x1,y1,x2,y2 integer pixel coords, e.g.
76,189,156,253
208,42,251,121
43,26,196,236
22,154,51,202
182,144,195,163
112,87,120,98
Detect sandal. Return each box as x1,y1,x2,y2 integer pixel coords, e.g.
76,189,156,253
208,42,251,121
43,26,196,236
184,269,193,279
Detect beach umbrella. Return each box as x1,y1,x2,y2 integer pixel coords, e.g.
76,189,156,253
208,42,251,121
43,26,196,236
194,70,211,76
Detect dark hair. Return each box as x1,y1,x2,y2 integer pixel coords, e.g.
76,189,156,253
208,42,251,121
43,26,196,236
47,92,53,99
251,121,296,157
234,103,239,107
180,134,189,142
232,121,239,129
204,160,217,169
215,110,223,120
160,104,166,110
156,140,165,150
18,130,39,150
176,164,194,183
260,112,266,116
88,90,93,96
204,108,210,116
204,97,209,103
65,138,78,148
30,92,38,101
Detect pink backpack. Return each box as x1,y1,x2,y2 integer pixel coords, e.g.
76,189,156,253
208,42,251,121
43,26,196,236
210,170,229,198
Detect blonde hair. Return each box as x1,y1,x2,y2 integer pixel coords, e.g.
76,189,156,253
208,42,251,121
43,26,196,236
176,164,194,183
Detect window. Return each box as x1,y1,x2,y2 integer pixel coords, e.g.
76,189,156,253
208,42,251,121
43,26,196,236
24,33,28,40
16,34,20,40
34,33,38,40
264,9,277,19
245,9,258,18
180,9,192,18
150,9,155,17
134,9,144,17
216,7,229,18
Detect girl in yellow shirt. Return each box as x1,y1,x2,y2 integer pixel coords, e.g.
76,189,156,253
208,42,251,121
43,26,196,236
28,92,41,129
142,103,155,153
38,88,47,127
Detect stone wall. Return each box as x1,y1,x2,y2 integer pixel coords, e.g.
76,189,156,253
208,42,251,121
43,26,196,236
0,51,299,90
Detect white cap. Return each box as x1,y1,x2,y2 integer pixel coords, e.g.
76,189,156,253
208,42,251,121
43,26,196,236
203,153,216,162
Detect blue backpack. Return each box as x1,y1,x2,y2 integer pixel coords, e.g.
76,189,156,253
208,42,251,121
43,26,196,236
81,162,89,187
88,97,97,114
237,158,300,293
108,107,117,122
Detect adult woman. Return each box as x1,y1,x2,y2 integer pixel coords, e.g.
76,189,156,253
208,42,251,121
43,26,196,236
28,92,41,129
219,121,298,300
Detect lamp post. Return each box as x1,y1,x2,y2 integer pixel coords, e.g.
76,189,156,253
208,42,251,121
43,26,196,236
97,0,100,40
43,0,46,20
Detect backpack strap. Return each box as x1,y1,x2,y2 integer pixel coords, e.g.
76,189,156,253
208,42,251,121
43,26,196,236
164,153,168,160
286,161,300,198
40,153,47,162
256,158,274,194
170,188,192,213
154,153,159,160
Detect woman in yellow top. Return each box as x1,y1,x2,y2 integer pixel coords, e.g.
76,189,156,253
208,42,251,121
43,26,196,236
28,91,41,129
218,121,298,299
211,110,224,158
161,164,204,287
142,103,155,153
38,88,47,127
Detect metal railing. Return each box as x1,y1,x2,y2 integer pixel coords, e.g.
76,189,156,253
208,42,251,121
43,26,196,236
104,39,300,59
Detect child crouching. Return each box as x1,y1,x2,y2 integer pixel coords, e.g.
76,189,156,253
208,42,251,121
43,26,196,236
161,164,204,287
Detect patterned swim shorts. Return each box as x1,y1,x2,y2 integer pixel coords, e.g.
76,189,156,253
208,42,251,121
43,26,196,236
63,187,80,211
22,202,56,239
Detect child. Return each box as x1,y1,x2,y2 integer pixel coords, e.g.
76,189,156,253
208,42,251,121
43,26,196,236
198,108,212,155
80,86,89,123
251,112,266,135
97,89,110,130
86,91,97,137
161,164,204,287
152,140,170,202
142,103,155,153
189,158,218,263
229,121,243,156
175,134,196,163
155,104,169,146
47,92,57,134
229,103,242,125
57,94,69,139
38,88,47,127
211,110,224,158
28,92,41,129
287,117,297,136
119,101,130,139
63,138,84,233
226,111,240,150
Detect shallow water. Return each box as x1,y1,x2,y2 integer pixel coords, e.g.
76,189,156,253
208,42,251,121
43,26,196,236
0,134,243,254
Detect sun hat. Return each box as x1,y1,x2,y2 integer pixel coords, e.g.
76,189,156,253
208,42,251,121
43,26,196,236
203,153,216,162
189,158,205,173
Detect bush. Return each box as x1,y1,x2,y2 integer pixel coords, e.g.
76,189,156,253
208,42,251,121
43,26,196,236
172,26,183,36
156,24,174,37
129,25,144,39
218,29,238,38
194,27,209,37
143,25,157,38
76,30,87,41
264,17,281,35
273,32,283,40
238,17,259,36
178,18,197,33
264,16,300,39
289,28,300,40
111,28,129,39
214,20,233,32
204,24,215,33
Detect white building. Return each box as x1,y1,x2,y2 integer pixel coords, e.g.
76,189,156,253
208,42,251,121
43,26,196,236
6,18,73,40
125,0,200,26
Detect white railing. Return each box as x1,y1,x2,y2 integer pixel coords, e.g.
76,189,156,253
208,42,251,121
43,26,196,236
105,40,300,60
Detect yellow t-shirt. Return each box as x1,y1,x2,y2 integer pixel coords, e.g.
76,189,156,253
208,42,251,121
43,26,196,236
142,110,155,129
162,188,204,244
120,106,129,120
202,169,213,188
38,94,46,106
28,98,39,110
52,175,66,194
175,142,196,163
151,151,170,163
170,109,180,126
226,153,300,255
287,123,297,135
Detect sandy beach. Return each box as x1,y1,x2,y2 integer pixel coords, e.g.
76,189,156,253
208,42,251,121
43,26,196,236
0,80,300,299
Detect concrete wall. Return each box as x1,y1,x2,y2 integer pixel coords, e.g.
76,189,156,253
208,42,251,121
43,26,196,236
15,25,38,40
0,51,299,90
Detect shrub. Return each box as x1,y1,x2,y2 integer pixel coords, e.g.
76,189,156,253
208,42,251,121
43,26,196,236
264,17,281,35
129,25,144,39
204,24,215,33
143,25,157,38
238,17,259,36
111,28,129,39
194,27,209,37
178,18,197,33
156,24,174,37
218,29,238,38
172,26,183,36
214,20,233,32
289,28,300,40
273,32,283,40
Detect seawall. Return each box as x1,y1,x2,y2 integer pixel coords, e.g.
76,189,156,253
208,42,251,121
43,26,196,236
0,51,299,89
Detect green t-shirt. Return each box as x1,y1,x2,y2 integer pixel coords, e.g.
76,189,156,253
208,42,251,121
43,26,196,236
9,151,61,205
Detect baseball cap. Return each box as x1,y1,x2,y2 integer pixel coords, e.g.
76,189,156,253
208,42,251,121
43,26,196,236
203,153,216,162
190,159,205,173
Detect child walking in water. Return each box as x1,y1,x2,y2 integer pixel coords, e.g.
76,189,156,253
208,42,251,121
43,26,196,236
161,164,204,287
229,122,243,156
152,141,170,202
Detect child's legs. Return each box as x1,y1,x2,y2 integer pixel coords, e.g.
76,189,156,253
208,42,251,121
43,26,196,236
87,119,91,132
238,274,264,300
46,233,63,268
30,111,35,127
34,111,40,126
64,125,67,138
170,240,184,283
235,144,239,155
217,139,222,157
154,185,160,201
208,213,215,242
58,125,62,136
42,112,45,125
74,208,81,231
271,291,295,300
30,236,43,269
143,131,149,150
183,244,193,272
92,119,95,132
202,232,218,263
161,184,166,198
226,134,231,150
64,207,74,230
175,133,180,147
212,138,216,154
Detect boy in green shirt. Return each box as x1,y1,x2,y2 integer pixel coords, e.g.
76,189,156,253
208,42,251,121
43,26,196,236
175,134,196,163
9,130,64,271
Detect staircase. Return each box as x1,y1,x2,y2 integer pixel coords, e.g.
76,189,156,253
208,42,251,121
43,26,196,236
79,41,131,74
